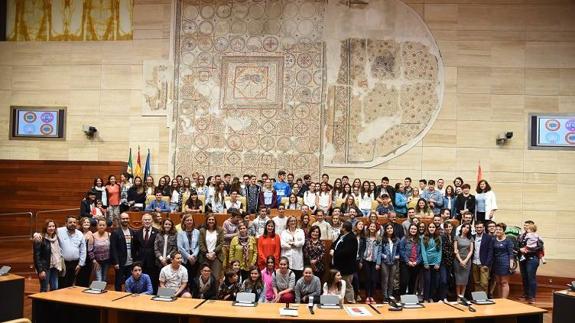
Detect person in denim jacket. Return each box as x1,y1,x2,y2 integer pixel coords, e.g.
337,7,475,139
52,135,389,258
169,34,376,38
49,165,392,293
399,224,422,295
378,223,400,300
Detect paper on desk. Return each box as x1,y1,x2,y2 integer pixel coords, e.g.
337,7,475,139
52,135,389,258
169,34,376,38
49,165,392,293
344,306,372,316
280,308,299,317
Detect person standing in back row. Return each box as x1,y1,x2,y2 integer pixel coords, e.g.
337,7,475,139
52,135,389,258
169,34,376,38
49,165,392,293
273,170,291,206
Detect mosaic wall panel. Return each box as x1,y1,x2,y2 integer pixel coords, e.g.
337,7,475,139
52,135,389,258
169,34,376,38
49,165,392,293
172,0,443,176
174,0,325,178
323,0,444,167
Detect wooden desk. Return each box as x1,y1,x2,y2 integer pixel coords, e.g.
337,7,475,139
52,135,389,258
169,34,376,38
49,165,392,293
0,273,24,321
30,288,545,323
553,289,575,323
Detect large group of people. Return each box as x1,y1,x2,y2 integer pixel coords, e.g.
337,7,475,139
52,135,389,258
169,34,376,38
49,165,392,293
33,171,544,305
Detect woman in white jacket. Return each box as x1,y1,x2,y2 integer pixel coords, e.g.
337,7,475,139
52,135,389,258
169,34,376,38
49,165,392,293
476,180,498,222
280,216,306,280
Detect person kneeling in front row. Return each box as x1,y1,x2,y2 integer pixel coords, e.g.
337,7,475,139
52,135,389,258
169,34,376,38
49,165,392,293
125,262,153,295
159,251,191,298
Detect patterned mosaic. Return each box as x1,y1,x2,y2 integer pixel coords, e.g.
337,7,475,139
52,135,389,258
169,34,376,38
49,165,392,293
174,0,325,178
323,0,444,167
172,0,443,175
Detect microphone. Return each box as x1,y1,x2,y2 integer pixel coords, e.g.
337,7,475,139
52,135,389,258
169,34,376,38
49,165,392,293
308,296,315,315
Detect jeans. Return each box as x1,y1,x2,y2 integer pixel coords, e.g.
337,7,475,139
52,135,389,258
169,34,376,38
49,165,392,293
114,265,132,291
520,257,539,299
360,209,370,217
423,266,440,301
364,261,378,297
39,267,59,292
439,265,452,300
381,262,397,299
94,260,110,282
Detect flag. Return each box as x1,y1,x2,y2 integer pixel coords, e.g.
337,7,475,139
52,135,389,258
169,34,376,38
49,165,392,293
144,149,151,179
477,162,483,183
134,146,143,178
126,148,133,176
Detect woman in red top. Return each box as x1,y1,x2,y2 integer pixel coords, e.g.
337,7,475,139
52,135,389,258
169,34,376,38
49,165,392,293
257,220,281,270
106,175,121,227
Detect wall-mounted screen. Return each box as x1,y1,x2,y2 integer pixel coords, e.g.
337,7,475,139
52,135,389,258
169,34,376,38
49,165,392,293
529,113,575,150
10,106,66,140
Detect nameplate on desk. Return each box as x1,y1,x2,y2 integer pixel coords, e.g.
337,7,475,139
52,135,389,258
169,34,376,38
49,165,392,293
402,303,425,309
151,296,176,302
472,299,496,305
318,304,342,309
279,308,298,317
82,289,107,294
233,301,257,307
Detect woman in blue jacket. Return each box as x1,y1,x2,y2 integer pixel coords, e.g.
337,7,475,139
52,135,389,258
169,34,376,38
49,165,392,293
420,222,442,302
362,222,381,304
443,185,458,219
394,183,408,217
378,223,400,300
399,224,422,295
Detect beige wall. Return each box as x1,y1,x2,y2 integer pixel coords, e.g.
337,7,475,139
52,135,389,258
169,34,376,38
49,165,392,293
0,0,574,258
0,0,173,176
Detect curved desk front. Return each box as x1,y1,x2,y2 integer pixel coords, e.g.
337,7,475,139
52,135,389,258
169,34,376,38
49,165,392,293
30,288,545,323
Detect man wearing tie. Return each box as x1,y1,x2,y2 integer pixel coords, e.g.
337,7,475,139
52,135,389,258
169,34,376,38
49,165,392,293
330,221,358,303
133,213,159,293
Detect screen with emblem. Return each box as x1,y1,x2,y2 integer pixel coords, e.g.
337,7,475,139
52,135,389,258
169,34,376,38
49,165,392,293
529,114,575,150
10,106,66,140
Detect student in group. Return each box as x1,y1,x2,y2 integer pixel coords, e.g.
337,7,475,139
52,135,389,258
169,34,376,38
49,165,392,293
280,216,306,280
241,265,266,303
420,223,442,303
154,218,178,270
34,219,62,292
257,220,281,270
272,257,296,303
225,190,243,212
184,190,203,213
340,195,361,216
378,223,399,301
177,214,200,284
106,175,122,225
303,225,325,279
125,262,153,295
323,269,346,304
273,204,288,234
415,198,433,219
376,193,394,216
191,263,218,299
439,221,455,301
90,218,111,282
363,222,381,304
274,170,292,206
261,256,277,302
218,270,241,301
492,223,514,299
294,266,322,303
330,221,358,303
229,222,258,280
443,185,458,218
76,217,94,287
352,221,366,302
250,208,271,238
146,192,170,213
286,193,302,210
394,183,408,217
455,184,475,220
110,213,136,290
159,251,191,298
198,214,225,279
454,223,474,297
358,181,374,217
476,180,498,222
330,212,343,241
299,210,312,237
407,188,421,209
421,180,443,215
316,181,332,213
472,221,493,293
399,224,422,295
313,209,332,241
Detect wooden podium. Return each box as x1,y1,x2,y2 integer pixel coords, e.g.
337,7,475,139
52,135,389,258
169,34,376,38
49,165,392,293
0,274,25,321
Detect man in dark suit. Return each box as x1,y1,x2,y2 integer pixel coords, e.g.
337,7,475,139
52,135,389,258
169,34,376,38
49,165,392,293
110,212,137,291
132,213,159,293
471,222,493,293
330,221,358,303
